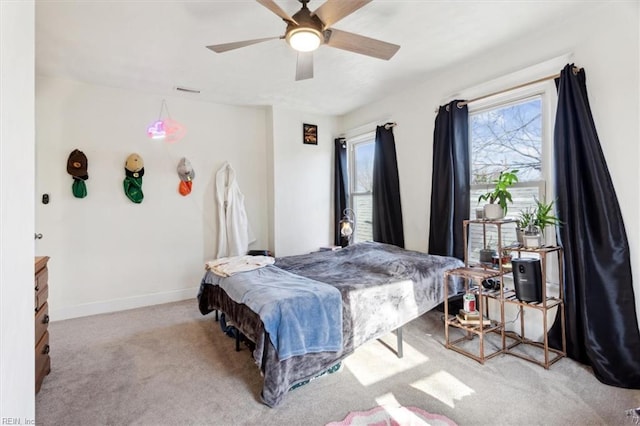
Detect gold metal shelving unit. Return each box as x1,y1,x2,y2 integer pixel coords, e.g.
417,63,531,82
444,266,504,363
443,219,513,363
502,246,566,369
444,219,566,369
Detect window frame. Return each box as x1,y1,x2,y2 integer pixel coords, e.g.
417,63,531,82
347,131,375,243
468,80,557,230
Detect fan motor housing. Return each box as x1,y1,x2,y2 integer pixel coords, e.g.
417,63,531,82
285,4,324,46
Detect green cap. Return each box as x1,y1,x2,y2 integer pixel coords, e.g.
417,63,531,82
71,179,87,199
123,176,143,203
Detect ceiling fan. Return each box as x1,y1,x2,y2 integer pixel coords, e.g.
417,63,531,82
206,0,400,81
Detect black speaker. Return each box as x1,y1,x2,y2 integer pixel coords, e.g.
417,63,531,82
512,258,542,302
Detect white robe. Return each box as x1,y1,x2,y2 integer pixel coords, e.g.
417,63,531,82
215,162,255,258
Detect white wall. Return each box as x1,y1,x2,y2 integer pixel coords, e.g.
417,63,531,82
1,0,36,419
270,106,337,256
339,3,640,324
35,76,269,320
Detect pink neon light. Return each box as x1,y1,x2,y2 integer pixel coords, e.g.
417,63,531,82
162,119,187,143
147,120,166,139
147,119,186,142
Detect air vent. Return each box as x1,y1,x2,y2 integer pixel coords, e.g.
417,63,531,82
175,86,201,94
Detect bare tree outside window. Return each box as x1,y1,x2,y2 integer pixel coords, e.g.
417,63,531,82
471,98,542,184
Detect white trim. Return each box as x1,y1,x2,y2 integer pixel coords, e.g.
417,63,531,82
443,52,572,107
340,117,391,139
468,85,549,114
541,82,558,211
348,130,376,145
49,287,199,321
346,134,376,244
347,134,376,197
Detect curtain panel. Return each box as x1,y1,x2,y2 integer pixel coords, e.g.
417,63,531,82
334,138,349,247
428,101,470,260
551,64,640,388
372,125,404,248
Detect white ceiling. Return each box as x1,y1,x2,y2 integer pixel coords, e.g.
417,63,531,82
35,0,593,116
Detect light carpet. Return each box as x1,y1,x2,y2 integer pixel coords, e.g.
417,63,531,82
36,299,640,425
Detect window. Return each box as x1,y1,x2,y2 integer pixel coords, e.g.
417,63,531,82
468,82,556,261
347,133,375,243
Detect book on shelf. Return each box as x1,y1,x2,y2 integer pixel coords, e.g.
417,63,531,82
456,314,491,326
458,309,481,320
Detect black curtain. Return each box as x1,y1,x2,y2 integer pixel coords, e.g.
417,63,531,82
334,138,349,247
428,101,470,260
551,63,640,388
372,124,404,248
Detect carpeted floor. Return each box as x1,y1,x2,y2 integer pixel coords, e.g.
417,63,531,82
36,299,640,425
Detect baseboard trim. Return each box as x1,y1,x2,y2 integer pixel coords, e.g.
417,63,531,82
50,287,199,321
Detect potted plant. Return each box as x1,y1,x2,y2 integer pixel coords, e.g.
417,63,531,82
492,249,513,269
534,197,562,234
524,197,562,248
479,236,495,264
477,169,519,220
516,207,536,246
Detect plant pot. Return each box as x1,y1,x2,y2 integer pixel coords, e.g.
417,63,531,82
492,254,512,268
516,227,525,246
475,207,484,220
483,204,504,220
524,233,542,249
479,248,496,263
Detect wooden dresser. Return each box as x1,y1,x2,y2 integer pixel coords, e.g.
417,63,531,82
35,256,51,393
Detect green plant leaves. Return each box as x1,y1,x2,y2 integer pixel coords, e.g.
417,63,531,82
478,169,519,214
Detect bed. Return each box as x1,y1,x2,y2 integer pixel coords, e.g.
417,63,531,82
197,241,464,407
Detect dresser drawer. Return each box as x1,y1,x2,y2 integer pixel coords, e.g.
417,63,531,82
34,256,51,394
35,302,50,344
35,268,48,312
35,330,51,393
35,282,48,312
35,263,48,289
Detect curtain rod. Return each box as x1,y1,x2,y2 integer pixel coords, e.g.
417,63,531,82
339,120,396,138
436,66,581,112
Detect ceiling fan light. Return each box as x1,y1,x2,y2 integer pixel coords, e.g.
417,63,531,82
287,28,321,52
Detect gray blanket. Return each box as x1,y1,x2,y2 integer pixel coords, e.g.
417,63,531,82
198,241,464,407
276,242,464,349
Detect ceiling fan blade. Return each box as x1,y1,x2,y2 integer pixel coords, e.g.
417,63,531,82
325,28,400,60
296,52,314,81
206,36,281,53
256,0,298,25
312,0,372,28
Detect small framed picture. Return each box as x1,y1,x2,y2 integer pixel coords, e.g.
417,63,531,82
303,123,317,145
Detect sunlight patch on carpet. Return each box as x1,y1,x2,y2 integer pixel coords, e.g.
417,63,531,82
410,371,475,408
375,392,401,407
343,335,428,386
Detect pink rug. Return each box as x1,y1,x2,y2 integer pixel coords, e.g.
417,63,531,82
326,405,457,426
